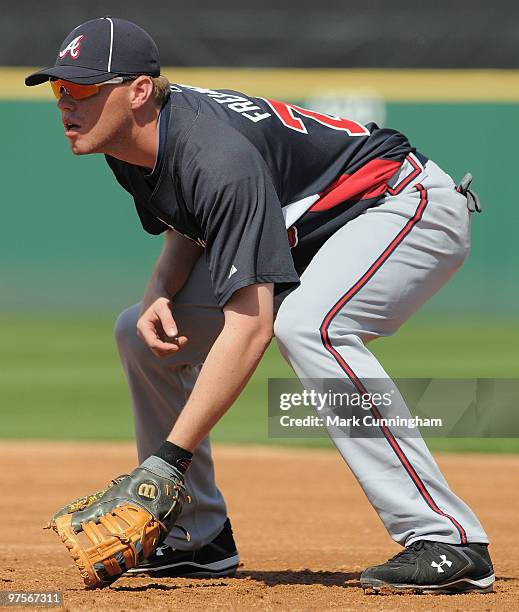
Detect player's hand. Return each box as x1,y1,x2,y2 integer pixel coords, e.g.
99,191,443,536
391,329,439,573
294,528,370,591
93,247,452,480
137,297,188,357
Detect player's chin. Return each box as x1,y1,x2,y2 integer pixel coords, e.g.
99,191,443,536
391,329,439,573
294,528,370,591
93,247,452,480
69,138,95,156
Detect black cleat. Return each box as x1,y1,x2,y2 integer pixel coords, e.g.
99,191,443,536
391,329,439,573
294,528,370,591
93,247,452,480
126,518,239,578
360,540,495,594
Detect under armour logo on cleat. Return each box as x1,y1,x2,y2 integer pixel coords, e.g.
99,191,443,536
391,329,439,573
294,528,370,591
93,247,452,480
229,264,238,278
431,555,453,573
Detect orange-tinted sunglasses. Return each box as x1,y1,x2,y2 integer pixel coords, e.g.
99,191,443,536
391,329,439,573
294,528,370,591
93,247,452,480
50,76,130,100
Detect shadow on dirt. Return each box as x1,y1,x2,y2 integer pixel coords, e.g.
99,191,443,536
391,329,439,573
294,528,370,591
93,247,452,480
109,572,517,594
112,581,230,592
238,570,360,587
111,570,361,591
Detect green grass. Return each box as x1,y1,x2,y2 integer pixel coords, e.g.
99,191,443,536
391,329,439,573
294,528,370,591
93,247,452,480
0,315,518,452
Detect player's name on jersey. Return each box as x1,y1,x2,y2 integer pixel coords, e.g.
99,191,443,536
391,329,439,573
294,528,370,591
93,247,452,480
178,84,271,123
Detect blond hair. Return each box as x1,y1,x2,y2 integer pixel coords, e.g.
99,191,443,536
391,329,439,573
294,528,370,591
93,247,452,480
152,75,171,106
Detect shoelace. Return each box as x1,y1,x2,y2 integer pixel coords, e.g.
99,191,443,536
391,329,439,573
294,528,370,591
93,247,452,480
387,540,432,565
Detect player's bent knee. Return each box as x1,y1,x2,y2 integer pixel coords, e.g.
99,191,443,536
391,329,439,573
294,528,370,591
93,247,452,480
276,308,369,356
114,303,143,356
274,310,319,354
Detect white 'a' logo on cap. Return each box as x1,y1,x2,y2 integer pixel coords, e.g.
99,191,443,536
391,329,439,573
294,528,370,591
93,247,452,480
59,35,85,60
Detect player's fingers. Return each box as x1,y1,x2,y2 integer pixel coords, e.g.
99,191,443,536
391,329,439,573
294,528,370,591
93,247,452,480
137,319,188,357
155,301,179,338
151,335,189,358
136,317,160,348
164,335,189,349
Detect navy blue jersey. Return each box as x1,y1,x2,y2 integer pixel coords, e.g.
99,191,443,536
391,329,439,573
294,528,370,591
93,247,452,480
106,84,416,306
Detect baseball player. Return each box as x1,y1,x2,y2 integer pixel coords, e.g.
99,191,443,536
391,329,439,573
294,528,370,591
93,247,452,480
26,17,494,594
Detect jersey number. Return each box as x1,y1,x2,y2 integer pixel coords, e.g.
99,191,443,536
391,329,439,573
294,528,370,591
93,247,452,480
263,99,370,136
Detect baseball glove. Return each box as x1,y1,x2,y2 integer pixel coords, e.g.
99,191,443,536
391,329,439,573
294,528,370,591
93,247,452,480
46,458,188,589
46,475,130,525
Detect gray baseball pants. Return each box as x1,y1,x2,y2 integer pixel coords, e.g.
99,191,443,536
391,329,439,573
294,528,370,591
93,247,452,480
115,156,488,550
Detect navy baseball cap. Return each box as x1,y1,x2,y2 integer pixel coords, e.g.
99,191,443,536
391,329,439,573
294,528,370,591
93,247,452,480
25,17,160,86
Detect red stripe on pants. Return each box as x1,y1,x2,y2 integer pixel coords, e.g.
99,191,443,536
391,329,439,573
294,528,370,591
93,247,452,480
319,183,468,545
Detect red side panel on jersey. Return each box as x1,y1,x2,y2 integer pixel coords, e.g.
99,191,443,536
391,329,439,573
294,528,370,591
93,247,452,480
310,158,402,212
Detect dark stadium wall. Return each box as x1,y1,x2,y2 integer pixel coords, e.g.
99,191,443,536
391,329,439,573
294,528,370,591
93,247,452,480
1,0,518,68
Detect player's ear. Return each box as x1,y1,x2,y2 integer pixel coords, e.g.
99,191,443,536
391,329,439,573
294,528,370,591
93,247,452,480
128,76,154,110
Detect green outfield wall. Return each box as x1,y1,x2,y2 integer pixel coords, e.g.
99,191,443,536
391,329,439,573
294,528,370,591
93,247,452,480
1,69,517,315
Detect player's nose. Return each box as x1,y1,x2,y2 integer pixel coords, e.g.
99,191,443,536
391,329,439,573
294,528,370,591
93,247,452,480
57,93,76,111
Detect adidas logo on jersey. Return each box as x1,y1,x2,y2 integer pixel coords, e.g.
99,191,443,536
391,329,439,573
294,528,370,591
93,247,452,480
229,265,238,278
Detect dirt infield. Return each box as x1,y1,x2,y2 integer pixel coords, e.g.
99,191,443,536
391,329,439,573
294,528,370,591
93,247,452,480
0,441,517,611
